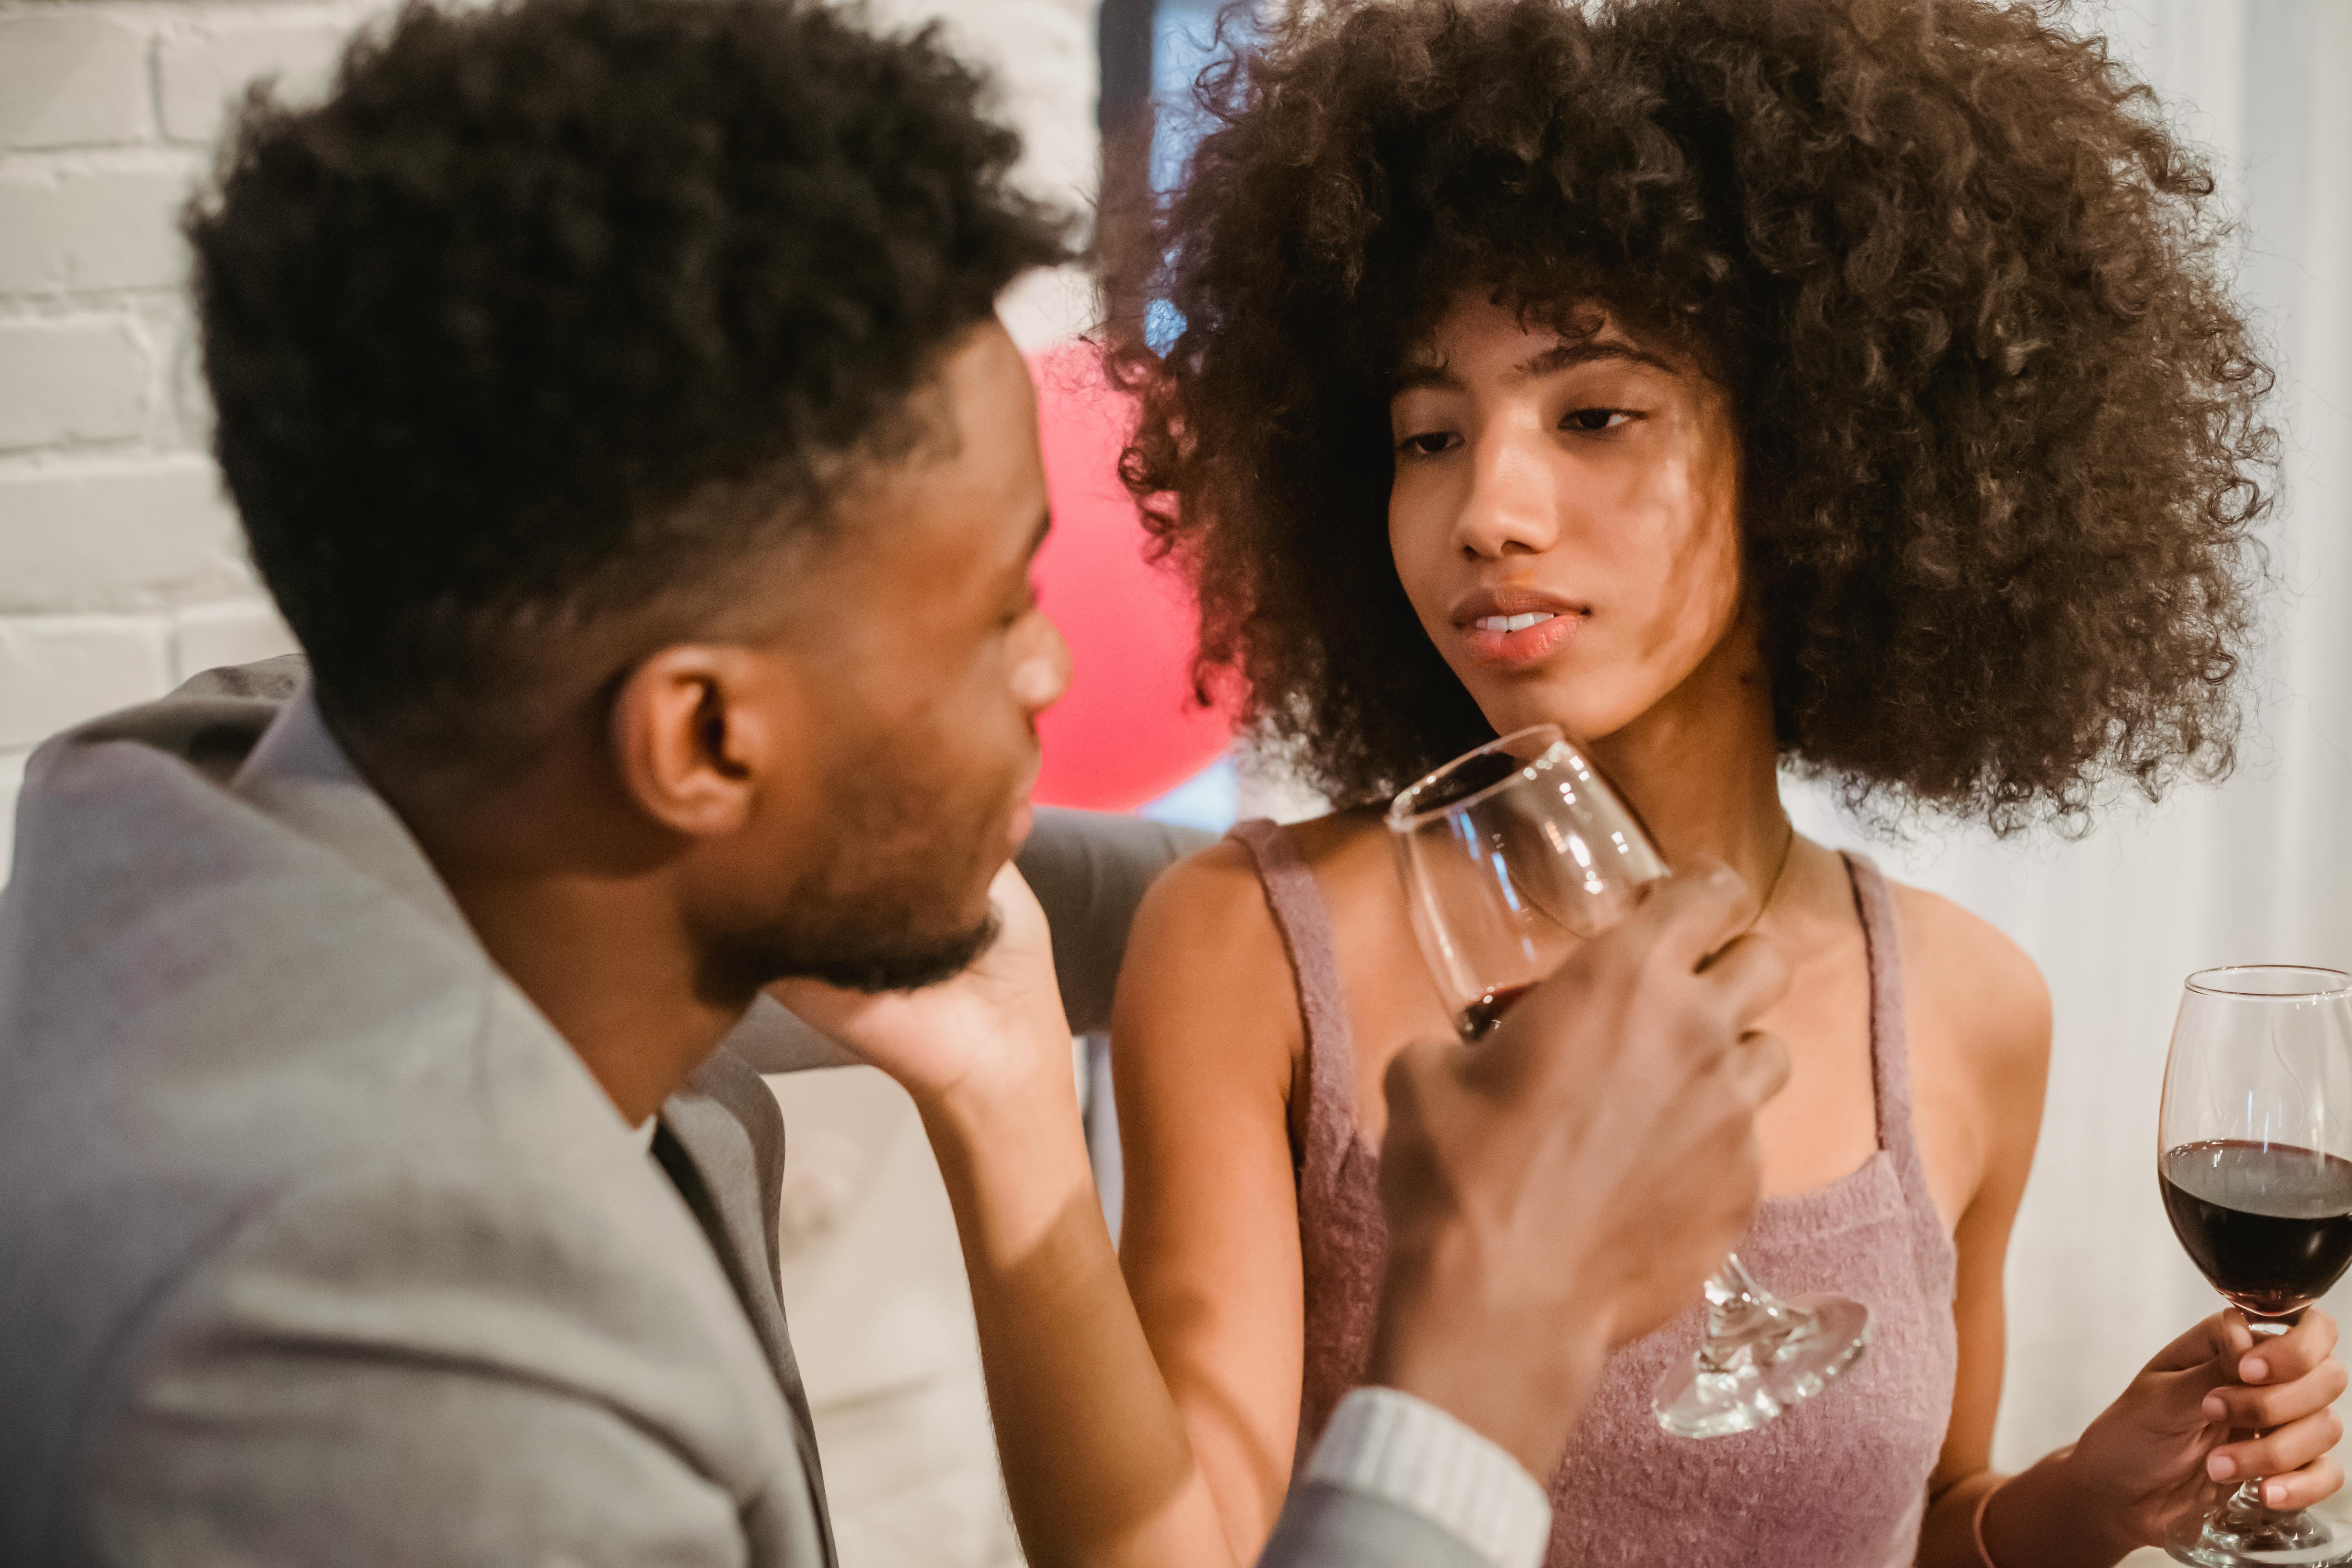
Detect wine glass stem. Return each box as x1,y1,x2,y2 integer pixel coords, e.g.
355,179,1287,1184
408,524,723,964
1700,1252,1802,1360
2212,1321,2291,1528
2223,1480,2272,1517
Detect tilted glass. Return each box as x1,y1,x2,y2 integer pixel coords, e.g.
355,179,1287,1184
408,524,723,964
1388,724,1871,1439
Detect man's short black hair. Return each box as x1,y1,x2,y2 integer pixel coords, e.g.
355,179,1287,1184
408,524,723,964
187,0,1067,740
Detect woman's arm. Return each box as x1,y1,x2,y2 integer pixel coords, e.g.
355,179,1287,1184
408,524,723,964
1913,894,2055,1564
778,852,1797,1568
1020,807,1217,1034
770,842,1322,1568
777,865,1245,1568
1912,897,2348,1566
1112,841,1320,1564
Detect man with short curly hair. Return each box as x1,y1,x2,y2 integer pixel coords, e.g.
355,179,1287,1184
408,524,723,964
0,2,1789,1564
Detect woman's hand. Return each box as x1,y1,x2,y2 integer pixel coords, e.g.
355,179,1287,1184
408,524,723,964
767,861,1074,1117
2051,1308,2346,1548
782,863,1226,1568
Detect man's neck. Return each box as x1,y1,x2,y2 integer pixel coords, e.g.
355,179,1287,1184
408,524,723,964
440,868,746,1125
359,740,747,1128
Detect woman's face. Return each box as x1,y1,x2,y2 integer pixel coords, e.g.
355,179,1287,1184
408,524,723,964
1387,292,1746,745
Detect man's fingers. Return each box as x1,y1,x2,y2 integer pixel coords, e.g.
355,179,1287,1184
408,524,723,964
1381,1036,1448,1106
1624,860,1759,971
1698,931,1791,1031
1723,1029,1792,1110
1381,1037,1470,1149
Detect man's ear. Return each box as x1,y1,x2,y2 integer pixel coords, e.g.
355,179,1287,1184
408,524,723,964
608,645,795,838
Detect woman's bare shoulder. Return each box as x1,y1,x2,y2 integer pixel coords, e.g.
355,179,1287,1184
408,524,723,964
1884,877,2052,1098
1138,808,1392,922
1273,806,1395,893
1130,833,1270,949
1278,804,1388,857
1117,809,1389,1069
1117,833,1300,1062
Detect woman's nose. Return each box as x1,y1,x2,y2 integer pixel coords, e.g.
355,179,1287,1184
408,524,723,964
1454,436,1562,559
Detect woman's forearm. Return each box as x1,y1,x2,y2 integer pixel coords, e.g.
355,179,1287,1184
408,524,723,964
919,1057,1241,1568
1918,1453,2140,1568
1918,1469,2007,1567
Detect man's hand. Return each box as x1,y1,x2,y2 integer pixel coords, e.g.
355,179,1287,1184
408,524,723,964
768,862,1074,1118
1365,861,1792,1477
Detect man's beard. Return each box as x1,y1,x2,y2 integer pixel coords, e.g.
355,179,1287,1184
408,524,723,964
698,902,1000,1001
699,717,1017,1000
764,906,1000,994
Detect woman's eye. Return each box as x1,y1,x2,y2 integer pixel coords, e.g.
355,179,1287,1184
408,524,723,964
1563,407,1635,433
1398,431,1459,457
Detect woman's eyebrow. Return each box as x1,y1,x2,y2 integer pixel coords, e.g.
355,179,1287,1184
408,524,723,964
1388,339,1679,395
1515,339,1680,379
1390,358,1457,394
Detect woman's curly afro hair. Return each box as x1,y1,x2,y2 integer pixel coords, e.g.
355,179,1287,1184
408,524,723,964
1114,0,2275,831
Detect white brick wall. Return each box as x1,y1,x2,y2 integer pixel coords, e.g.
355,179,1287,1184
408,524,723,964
0,0,362,877
0,13,154,150
0,0,1098,884
0,315,149,449
0,612,172,748
155,12,354,145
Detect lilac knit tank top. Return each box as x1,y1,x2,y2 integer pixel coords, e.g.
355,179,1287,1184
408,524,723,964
1229,820,1958,1568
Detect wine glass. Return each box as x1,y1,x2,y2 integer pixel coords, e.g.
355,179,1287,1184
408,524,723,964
2159,966,2352,1567
1387,723,1872,1438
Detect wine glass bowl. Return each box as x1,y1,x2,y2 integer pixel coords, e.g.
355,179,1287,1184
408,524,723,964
2159,965,2352,1568
1387,724,1871,1439
1388,727,1666,1037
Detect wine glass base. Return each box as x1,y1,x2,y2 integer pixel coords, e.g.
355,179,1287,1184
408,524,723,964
1652,1293,1872,1439
2167,1504,2352,1566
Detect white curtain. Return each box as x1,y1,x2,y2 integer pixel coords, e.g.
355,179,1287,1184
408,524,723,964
1787,0,2352,1508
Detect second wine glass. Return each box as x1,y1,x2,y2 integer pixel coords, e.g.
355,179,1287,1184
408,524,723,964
1387,723,1872,1438
2158,967,2352,1567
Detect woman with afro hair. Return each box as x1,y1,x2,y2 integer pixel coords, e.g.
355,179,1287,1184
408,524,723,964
1091,1,2342,1564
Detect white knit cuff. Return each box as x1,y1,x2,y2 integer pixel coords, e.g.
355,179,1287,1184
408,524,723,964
1301,1387,1552,1568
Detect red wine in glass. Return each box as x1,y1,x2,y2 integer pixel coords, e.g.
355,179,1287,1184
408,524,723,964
1389,722,1871,1441
1458,983,1536,1040
2157,965,2352,1567
2160,1140,2352,1320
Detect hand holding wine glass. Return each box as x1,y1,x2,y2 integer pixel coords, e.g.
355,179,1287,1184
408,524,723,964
1367,859,1795,1476
2011,1305,2348,1563
1387,724,1873,1438
2154,966,2352,1566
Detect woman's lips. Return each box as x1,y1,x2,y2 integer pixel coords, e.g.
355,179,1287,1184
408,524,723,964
1458,608,1585,668
1449,586,1588,670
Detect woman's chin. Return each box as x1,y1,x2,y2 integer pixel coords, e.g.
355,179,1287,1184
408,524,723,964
1472,683,1649,749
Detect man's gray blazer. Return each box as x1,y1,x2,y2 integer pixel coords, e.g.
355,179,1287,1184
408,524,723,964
0,659,1497,1568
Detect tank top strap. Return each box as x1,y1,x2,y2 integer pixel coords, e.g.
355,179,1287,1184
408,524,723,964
1840,850,1956,1297
1227,819,1360,1192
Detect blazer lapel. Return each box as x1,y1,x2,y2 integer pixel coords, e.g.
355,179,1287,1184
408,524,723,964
655,1049,838,1568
